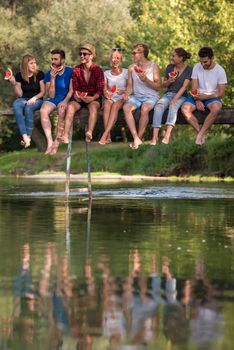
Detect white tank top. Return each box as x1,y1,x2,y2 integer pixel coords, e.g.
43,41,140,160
132,62,159,98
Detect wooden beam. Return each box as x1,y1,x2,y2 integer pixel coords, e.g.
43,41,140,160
0,107,233,125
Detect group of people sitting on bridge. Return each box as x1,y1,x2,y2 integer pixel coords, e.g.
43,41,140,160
7,43,227,154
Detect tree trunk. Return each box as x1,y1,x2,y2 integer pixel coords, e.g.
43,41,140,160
32,126,47,152
11,0,17,17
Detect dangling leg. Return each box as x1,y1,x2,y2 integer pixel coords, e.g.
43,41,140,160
40,101,57,154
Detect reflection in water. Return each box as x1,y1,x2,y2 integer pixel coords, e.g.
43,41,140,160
0,180,233,349
1,218,225,349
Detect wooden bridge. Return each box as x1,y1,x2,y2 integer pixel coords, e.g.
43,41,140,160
0,107,233,152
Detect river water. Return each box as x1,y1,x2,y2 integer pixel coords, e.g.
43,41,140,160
0,178,233,350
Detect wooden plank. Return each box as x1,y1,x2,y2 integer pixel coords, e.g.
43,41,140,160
1,107,233,125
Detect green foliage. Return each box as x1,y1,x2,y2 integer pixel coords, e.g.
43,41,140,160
0,137,233,178
0,0,233,152
121,0,234,106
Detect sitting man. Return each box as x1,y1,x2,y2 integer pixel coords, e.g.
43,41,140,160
123,42,161,149
182,47,227,145
40,49,73,154
61,43,104,143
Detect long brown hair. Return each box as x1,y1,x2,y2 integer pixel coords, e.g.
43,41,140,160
20,54,38,83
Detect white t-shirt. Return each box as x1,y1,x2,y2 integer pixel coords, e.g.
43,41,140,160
104,68,128,102
192,63,227,95
131,62,160,98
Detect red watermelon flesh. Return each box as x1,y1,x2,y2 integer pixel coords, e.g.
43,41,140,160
107,85,117,94
50,65,64,72
134,65,143,74
75,90,88,98
4,68,13,80
190,89,199,97
168,71,178,78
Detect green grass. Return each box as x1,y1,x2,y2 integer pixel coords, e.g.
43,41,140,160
0,137,233,181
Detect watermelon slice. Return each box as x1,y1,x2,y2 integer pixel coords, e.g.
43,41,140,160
168,71,178,78
190,89,199,97
4,68,13,80
75,90,88,98
107,84,117,94
134,65,143,74
50,65,64,72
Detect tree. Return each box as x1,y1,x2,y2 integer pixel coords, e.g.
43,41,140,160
121,0,234,106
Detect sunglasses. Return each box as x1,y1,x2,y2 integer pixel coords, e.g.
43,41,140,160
79,52,91,57
132,51,141,55
112,48,122,52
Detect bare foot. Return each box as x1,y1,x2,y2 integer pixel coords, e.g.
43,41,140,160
99,134,107,145
61,135,70,144
129,137,142,150
106,138,112,144
99,140,106,145
150,138,158,146
45,145,53,155
85,131,92,143
21,136,31,148
49,140,60,155
195,133,206,145
162,137,170,145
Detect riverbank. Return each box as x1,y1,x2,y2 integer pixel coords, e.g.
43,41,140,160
0,137,233,180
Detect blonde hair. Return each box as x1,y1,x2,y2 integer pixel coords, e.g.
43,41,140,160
20,54,38,83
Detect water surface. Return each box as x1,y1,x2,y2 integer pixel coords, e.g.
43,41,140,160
0,178,233,349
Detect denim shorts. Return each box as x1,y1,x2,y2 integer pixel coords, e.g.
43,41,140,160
185,96,222,107
127,95,159,109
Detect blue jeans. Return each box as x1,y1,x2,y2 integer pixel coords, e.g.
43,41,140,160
12,98,43,136
152,92,186,128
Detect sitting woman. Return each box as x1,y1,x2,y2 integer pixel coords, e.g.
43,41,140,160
9,54,45,148
99,48,128,145
151,48,192,145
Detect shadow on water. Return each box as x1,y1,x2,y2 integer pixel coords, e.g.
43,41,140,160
0,179,234,349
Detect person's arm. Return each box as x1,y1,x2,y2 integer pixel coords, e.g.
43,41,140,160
27,80,46,105
9,76,23,97
103,77,111,99
198,84,226,100
139,63,161,91
191,79,205,111
170,79,191,105
123,66,133,100
47,69,58,98
162,66,176,88
214,84,226,98
83,67,104,103
162,76,177,88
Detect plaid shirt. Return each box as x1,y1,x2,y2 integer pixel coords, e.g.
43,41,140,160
72,63,104,97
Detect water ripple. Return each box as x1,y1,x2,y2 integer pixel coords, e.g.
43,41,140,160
9,186,234,199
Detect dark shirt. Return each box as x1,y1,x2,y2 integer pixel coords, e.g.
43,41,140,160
165,64,192,96
15,70,44,99
72,63,104,97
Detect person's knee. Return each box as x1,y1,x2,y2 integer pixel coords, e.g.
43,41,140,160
88,103,99,114
40,105,49,117
181,103,192,117
24,106,34,115
111,102,121,112
123,103,132,113
155,101,165,111
208,103,221,115
141,104,152,115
